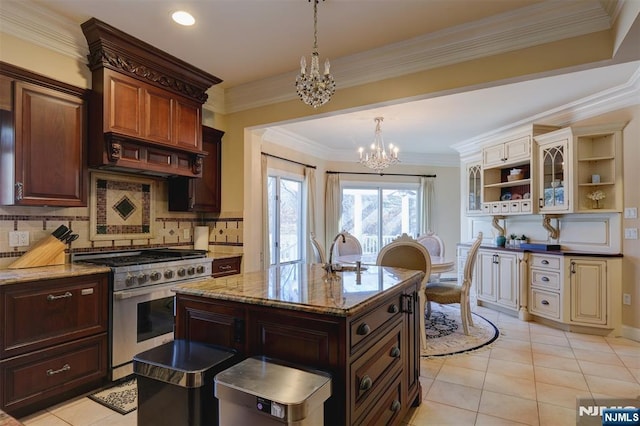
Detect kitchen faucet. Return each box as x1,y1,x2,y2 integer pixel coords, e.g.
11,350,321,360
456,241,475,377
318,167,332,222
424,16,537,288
325,232,346,274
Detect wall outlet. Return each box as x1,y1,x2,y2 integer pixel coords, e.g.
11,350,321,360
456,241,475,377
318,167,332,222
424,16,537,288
9,231,29,247
624,228,638,240
624,207,638,219
623,293,631,305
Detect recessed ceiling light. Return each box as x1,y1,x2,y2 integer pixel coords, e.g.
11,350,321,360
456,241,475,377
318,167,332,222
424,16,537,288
172,11,195,26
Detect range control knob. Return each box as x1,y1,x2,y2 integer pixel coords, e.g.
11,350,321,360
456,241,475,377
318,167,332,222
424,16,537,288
177,268,186,277
137,274,149,284
187,266,195,275
150,272,161,281
164,270,174,279
196,265,205,274
125,276,137,287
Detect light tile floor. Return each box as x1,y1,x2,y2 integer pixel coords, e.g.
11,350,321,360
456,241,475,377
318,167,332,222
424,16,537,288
19,305,640,426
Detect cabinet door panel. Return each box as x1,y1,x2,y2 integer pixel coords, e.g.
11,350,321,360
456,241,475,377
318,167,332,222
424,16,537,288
174,99,200,149
107,72,141,136
144,87,173,144
14,82,86,206
497,253,518,309
483,145,504,167
504,136,530,162
570,259,607,325
476,251,496,302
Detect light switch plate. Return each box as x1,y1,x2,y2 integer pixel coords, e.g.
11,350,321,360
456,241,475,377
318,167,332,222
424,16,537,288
624,228,638,240
624,207,638,219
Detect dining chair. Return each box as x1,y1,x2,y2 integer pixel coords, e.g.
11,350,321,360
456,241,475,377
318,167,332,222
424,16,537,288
332,230,363,257
310,232,327,264
417,231,445,282
376,233,432,351
424,232,483,336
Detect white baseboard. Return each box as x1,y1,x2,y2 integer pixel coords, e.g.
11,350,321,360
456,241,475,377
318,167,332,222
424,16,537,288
621,325,640,342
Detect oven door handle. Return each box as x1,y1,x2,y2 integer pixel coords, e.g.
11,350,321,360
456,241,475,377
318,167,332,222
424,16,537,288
114,284,175,300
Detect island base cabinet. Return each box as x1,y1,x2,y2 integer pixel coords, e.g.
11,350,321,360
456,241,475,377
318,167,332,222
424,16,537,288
174,274,421,426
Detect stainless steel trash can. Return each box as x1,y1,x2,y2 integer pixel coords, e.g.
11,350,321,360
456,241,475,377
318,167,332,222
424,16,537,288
134,340,238,426
214,356,331,425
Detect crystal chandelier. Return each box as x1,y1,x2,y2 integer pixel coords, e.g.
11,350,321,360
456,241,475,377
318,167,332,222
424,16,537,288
358,117,399,173
295,0,335,108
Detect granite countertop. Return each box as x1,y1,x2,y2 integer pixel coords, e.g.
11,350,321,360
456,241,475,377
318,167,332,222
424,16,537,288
456,243,622,257
0,263,112,286
172,263,423,317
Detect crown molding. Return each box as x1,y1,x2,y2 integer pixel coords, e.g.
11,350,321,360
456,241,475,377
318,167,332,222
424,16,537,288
225,0,612,113
452,63,640,156
0,1,87,61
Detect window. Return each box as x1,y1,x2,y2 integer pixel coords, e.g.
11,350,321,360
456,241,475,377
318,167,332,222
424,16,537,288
268,175,304,266
341,184,419,254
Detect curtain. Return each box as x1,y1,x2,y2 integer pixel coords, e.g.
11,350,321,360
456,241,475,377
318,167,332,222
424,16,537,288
261,155,270,269
420,176,436,235
325,173,341,251
304,167,316,264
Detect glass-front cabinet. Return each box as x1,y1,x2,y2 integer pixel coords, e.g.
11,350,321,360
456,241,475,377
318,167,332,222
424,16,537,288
535,128,572,213
466,162,482,214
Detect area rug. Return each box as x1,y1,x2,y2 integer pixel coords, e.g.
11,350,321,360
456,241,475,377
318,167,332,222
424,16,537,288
421,303,499,358
88,378,137,415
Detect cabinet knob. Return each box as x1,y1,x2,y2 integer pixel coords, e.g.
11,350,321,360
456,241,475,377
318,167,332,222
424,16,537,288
391,400,401,412
541,260,549,265
360,375,373,392
541,300,550,306
541,276,550,282
388,304,399,314
357,323,370,336
389,346,400,358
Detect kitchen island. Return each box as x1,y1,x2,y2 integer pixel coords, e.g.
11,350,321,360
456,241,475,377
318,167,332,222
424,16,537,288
172,263,424,426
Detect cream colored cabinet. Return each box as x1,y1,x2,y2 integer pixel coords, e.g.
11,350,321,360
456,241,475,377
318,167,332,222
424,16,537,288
573,123,625,212
567,258,607,326
528,254,622,335
476,249,520,312
465,161,483,215
482,136,531,168
535,127,572,213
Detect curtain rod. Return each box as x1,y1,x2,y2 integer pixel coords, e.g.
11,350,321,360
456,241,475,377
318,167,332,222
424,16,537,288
261,152,316,169
327,171,436,178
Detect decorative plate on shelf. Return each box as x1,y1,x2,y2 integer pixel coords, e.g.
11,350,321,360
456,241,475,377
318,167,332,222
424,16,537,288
512,193,522,200
501,193,512,201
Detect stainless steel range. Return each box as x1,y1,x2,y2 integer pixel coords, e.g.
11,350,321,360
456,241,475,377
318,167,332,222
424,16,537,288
73,248,212,380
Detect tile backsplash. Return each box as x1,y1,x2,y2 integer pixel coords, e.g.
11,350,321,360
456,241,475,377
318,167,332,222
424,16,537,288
0,175,243,268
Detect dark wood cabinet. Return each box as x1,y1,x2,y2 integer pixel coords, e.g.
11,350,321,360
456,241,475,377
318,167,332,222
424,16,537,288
0,62,87,206
168,126,223,212
0,273,109,417
212,256,241,278
174,275,421,426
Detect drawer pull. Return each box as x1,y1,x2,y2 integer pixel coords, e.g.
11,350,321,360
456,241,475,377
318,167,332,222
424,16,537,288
46,364,70,376
541,300,550,306
388,304,399,314
541,276,550,282
47,291,72,301
357,323,370,336
391,400,401,412
360,375,372,392
390,346,400,358
219,265,233,270
541,260,549,265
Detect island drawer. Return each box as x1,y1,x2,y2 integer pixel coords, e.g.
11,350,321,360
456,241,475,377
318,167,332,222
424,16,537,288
212,256,242,278
355,373,402,426
529,289,560,319
349,296,403,350
351,321,402,421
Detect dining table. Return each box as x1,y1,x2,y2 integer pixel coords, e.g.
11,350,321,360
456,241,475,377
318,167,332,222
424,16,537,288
335,253,455,275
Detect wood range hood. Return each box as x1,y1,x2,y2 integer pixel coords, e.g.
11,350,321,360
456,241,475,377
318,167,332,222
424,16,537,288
81,18,222,177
